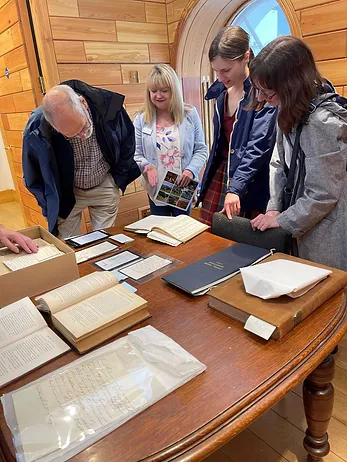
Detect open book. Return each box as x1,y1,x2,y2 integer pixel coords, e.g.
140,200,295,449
125,215,209,246
0,297,69,387
36,272,150,353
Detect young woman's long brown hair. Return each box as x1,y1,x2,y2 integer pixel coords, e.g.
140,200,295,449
248,36,324,134
209,25,254,63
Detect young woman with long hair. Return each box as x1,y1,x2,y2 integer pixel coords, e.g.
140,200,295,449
250,36,347,270
134,64,208,216
197,26,278,225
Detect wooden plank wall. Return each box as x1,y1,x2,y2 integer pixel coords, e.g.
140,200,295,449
0,0,45,228
295,0,347,96
45,0,175,229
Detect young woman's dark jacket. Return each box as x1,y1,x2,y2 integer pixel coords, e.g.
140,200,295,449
197,78,278,212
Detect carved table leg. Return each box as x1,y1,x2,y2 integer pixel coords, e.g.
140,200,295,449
303,354,335,462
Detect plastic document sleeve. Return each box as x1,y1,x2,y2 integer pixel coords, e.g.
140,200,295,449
1,326,206,462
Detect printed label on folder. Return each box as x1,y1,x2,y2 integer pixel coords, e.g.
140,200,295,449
244,315,276,340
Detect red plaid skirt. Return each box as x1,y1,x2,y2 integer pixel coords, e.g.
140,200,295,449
199,155,228,226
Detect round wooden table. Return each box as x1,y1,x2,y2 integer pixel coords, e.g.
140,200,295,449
0,231,346,462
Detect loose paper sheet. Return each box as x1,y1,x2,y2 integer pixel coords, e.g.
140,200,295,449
120,255,172,280
3,245,63,271
94,251,140,271
75,241,118,264
240,259,332,299
2,326,206,462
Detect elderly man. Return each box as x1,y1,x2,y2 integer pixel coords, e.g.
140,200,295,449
22,80,140,238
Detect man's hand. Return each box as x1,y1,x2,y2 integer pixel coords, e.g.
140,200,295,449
220,193,241,219
0,226,38,254
143,164,158,187
177,170,194,188
250,211,281,231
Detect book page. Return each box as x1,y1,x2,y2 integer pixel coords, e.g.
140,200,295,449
155,215,208,242
124,215,176,232
147,231,181,247
53,284,146,339
0,297,47,349
3,245,64,271
36,272,118,314
0,327,69,388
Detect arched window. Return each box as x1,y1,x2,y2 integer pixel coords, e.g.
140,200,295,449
231,0,290,55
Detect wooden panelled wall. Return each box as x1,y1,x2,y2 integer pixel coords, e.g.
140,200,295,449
297,0,347,96
0,0,46,228
38,0,178,230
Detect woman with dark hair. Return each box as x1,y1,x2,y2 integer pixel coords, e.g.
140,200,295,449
250,36,347,270
197,26,278,226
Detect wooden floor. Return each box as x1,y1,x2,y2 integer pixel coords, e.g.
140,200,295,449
1,202,347,462
0,201,25,230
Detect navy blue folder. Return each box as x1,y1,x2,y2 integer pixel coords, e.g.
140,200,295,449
162,243,272,295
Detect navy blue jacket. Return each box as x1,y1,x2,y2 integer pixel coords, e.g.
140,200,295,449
198,78,278,212
22,80,140,233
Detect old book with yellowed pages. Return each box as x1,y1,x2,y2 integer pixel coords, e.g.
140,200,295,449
208,253,347,340
125,215,209,246
36,272,150,353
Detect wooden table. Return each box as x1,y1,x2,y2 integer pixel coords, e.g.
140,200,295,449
0,231,346,462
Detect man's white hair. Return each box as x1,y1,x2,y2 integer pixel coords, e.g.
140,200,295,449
42,85,84,128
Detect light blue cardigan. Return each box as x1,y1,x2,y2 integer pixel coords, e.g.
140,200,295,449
133,106,208,181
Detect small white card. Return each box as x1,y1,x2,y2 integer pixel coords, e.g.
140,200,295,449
120,255,172,280
109,234,134,244
244,315,276,340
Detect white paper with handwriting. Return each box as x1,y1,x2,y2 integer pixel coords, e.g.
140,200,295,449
2,326,206,462
240,259,331,300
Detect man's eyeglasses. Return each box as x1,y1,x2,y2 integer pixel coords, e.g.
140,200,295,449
254,88,276,100
63,108,93,140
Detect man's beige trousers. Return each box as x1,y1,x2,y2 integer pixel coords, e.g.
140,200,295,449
58,174,120,239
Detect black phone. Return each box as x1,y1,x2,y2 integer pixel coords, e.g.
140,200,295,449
65,230,111,248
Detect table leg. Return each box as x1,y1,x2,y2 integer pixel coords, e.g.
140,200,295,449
303,354,335,462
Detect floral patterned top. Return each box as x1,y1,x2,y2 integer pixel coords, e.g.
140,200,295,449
152,124,182,204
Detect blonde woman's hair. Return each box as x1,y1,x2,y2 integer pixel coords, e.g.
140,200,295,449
142,64,186,125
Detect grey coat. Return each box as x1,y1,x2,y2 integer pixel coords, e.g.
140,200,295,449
267,94,347,270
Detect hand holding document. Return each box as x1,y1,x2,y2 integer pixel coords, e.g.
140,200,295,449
240,259,332,299
2,326,206,462
3,244,63,271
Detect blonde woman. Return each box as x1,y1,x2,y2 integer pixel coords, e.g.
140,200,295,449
134,64,208,216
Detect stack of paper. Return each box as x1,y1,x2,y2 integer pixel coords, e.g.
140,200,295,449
3,244,64,271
